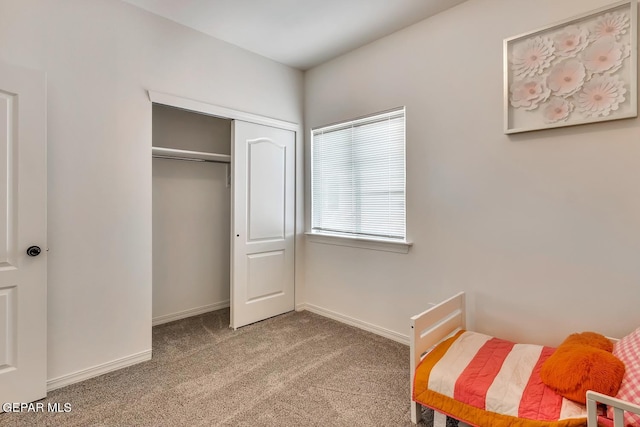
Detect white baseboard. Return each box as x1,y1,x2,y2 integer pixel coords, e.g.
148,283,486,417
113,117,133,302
152,300,230,326
304,303,409,345
47,349,152,392
295,302,307,312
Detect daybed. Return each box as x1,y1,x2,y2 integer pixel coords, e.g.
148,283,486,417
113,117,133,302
410,292,640,427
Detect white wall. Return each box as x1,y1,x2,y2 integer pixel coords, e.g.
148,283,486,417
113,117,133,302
304,0,640,346
1,0,636,387
152,106,231,324
0,0,303,382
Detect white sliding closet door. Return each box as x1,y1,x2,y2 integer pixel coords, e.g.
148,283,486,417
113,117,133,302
231,120,295,329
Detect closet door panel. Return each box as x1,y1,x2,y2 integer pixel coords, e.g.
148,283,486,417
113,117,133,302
232,120,295,328
246,250,285,301
247,140,285,241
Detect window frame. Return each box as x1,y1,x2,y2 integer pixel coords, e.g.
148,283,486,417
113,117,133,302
307,107,412,253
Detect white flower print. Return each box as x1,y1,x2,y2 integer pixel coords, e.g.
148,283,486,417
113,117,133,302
510,78,551,111
591,11,629,41
543,97,574,123
546,59,586,97
511,36,555,78
575,74,626,117
618,42,632,64
553,25,589,57
582,36,625,74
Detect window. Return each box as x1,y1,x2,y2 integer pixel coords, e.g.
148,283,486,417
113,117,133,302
310,107,406,244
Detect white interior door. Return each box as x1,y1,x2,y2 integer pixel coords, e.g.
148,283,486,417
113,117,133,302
231,120,294,329
0,62,47,404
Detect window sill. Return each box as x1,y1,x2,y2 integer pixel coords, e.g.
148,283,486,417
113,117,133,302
305,232,412,254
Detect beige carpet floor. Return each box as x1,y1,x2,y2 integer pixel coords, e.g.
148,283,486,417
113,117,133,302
1,309,453,426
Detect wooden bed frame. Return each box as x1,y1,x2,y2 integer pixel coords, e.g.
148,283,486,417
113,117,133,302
410,292,640,427
410,292,466,425
586,390,640,427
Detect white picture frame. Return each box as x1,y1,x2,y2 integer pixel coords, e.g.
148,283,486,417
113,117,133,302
504,0,638,134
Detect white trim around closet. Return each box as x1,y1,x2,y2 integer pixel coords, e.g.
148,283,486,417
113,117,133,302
148,89,306,322
148,91,299,132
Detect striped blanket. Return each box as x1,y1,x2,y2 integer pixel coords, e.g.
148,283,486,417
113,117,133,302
413,330,588,427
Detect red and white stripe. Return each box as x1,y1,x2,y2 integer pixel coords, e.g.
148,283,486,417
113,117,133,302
426,331,587,421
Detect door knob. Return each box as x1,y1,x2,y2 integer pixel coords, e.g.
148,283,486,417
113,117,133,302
26,246,41,257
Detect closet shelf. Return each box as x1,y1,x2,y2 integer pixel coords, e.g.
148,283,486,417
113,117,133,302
152,147,231,163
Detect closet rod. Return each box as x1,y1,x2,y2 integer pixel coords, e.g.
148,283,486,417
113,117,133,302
153,155,206,163
152,146,231,164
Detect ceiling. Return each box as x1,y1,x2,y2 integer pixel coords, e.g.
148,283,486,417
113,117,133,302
122,0,467,70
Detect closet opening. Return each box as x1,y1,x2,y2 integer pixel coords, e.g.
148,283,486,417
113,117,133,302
149,90,298,331
152,104,232,326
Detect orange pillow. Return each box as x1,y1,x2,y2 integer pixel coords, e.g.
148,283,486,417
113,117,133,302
540,340,625,404
561,331,613,352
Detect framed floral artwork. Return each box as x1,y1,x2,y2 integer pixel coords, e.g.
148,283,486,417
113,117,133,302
504,0,637,134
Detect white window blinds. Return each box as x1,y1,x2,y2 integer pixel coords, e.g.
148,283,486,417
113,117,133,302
311,107,406,241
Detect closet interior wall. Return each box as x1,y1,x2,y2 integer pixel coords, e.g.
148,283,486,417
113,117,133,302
152,104,232,325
